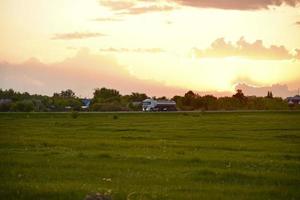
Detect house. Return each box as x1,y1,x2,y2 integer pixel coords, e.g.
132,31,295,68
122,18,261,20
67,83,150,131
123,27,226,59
81,98,91,110
0,99,12,105
0,99,12,111
286,95,300,105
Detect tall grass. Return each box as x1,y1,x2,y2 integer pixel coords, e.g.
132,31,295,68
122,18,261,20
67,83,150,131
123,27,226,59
0,112,299,199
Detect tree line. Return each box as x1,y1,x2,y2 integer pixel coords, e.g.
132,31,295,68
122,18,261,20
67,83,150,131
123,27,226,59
0,88,298,112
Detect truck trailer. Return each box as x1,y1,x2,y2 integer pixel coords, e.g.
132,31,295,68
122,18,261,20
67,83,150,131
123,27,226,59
142,99,177,111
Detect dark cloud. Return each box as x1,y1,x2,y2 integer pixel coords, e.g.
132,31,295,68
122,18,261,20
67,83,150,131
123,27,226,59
51,32,106,40
296,21,300,25
192,37,296,60
99,47,164,53
173,0,300,10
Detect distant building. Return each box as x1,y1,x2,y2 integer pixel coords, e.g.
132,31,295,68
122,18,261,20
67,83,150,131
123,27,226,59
81,98,91,110
0,99,12,105
286,96,300,105
0,99,12,111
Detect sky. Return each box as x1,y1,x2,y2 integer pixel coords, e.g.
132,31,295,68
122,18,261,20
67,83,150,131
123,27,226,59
0,0,300,97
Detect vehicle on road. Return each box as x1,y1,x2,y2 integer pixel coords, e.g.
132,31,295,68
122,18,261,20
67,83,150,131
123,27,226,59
142,99,177,111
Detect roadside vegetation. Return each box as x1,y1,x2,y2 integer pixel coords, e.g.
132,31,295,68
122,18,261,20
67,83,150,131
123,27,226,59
0,88,299,112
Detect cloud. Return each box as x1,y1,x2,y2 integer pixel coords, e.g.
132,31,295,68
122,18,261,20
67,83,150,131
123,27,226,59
192,37,297,60
51,32,106,40
98,0,177,15
165,20,173,25
119,5,175,15
99,47,164,53
92,17,122,22
236,83,297,98
99,0,135,10
173,0,300,10
295,49,300,59
296,21,300,25
1,50,298,98
0,49,186,97
99,0,300,12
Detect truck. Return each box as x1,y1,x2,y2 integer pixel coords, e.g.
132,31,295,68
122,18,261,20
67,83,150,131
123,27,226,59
142,99,177,111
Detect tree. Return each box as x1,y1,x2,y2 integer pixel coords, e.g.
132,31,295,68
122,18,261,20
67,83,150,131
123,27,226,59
232,89,247,109
218,97,238,110
233,89,246,100
184,91,196,98
172,95,184,110
11,100,34,112
183,90,196,107
92,87,121,106
54,89,76,98
266,91,273,98
157,96,168,100
91,102,126,112
202,95,218,110
128,93,148,102
52,89,81,111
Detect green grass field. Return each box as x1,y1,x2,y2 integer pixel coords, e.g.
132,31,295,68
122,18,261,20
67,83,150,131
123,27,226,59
0,112,299,200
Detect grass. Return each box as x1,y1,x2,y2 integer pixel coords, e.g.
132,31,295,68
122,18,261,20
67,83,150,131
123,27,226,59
0,112,299,200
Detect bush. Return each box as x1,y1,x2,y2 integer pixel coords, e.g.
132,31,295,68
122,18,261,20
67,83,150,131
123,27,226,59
91,103,127,112
71,111,79,119
0,102,12,112
11,100,34,112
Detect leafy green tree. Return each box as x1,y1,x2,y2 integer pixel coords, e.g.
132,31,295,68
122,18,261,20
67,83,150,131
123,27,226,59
129,93,148,102
183,91,196,108
53,89,76,98
51,89,81,111
11,100,34,112
120,93,148,111
91,103,127,112
201,95,218,110
172,95,184,110
233,89,245,100
157,96,168,100
93,87,121,103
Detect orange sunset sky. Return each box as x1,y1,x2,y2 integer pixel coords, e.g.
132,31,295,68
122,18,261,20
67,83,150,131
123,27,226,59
0,0,300,97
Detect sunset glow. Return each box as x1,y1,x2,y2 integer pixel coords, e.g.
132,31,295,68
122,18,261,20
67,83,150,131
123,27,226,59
1,0,300,97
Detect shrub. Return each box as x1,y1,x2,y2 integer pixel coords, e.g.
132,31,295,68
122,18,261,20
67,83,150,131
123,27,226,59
11,100,34,112
71,111,79,119
91,103,125,112
0,102,12,112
